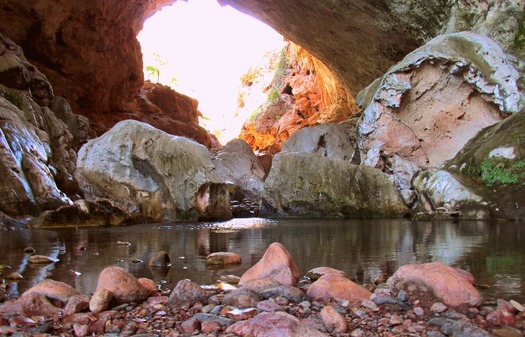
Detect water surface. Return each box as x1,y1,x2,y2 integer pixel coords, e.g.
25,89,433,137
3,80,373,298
1,218,524,302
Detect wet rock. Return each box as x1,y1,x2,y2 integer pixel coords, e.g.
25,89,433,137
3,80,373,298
27,255,58,264
306,266,346,280
27,198,129,228
168,279,211,309
257,299,283,312
431,302,448,313
387,261,481,308
89,288,112,314
321,305,347,333
64,294,90,316
510,300,525,312
0,292,62,316
492,327,523,337
241,278,283,293
0,35,80,219
226,311,328,337
223,288,261,309
307,273,372,306
95,266,156,305
444,109,525,220
179,317,200,334
205,252,242,266
225,307,259,321
210,138,266,203
259,285,306,303
412,169,488,219
138,277,157,294
239,242,300,287
193,313,234,327
261,152,408,218
487,307,516,327
148,251,171,267
23,279,79,303
201,320,222,333
76,119,232,222
6,272,23,280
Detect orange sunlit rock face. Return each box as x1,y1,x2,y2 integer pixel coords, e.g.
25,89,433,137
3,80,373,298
238,42,360,154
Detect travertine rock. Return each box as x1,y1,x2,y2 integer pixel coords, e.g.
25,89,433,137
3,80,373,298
76,120,232,222
357,32,523,195
262,152,408,218
386,261,482,308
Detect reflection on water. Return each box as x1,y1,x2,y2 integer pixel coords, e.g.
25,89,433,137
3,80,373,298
0,218,524,302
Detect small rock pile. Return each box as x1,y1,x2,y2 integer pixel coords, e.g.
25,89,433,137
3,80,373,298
1,242,524,337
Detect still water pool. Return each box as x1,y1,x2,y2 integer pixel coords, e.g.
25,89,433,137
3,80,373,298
1,218,524,302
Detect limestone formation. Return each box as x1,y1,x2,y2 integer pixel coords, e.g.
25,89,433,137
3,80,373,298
357,32,523,200
0,33,87,219
412,169,489,219
220,0,452,96
443,108,525,219
281,121,357,161
76,120,232,222
210,138,265,213
27,198,130,228
262,152,408,218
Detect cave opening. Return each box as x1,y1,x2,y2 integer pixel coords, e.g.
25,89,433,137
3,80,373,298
137,0,285,145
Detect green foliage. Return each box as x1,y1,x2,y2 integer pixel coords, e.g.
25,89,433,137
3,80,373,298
3,90,23,109
249,89,282,121
144,52,175,85
514,8,525,52
480,157,525,186
267,89,281,104
272,48,289,86
240,67,260,86
145,65,160,83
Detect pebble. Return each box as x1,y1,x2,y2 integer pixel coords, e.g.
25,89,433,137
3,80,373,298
1,273,525,337
510,300,525,312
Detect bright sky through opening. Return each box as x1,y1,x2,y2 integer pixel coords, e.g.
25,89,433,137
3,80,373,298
137,0,284,143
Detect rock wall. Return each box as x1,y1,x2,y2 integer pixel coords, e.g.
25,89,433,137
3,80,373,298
238,42,359,154
220,0,452,96
0,33,88,220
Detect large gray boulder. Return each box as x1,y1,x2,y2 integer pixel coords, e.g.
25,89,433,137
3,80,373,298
211,138,265,199
357,32,523,197
261,152,408,218
282,121,357,162
76,120,232,222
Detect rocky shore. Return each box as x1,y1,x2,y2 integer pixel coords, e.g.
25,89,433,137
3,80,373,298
1,242,524,337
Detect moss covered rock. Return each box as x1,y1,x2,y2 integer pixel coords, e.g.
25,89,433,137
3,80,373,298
414,110,525,219
261,152,408,218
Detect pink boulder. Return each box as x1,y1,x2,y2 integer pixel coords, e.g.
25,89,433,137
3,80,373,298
23,279,79,303
226,311,328,337
0,293,62,316
307,273,372,305
96,266,156,305
206,252,242,265
239,242,300,286
386,261,481,308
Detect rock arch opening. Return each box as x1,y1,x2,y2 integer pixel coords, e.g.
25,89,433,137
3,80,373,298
137,0,285,145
